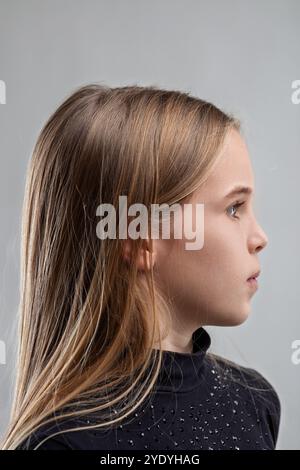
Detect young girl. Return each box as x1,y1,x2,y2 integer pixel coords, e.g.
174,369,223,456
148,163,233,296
1,84,281,450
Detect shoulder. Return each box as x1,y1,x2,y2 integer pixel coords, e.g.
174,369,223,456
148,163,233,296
207,352,281,407
207,353,281,446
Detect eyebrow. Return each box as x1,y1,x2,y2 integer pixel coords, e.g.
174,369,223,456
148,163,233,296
224,185,253,199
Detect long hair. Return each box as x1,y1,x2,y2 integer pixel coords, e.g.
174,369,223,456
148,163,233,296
1,83,240,449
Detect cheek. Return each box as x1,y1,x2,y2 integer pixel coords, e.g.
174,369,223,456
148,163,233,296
155,216,245,300
203,217,245,269
178,218,247,303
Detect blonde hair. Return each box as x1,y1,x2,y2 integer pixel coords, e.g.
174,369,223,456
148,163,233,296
1,83,241,450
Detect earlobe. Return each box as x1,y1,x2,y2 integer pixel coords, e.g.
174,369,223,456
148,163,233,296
122,238,156,271
138,247,156,272
122,239,132,266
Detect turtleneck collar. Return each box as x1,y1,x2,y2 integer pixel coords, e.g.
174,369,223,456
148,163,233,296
153,326,211,393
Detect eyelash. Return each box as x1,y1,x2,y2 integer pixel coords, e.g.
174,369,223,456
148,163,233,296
227,201,246,220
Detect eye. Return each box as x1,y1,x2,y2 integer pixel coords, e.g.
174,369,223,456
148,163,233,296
226,201,245,220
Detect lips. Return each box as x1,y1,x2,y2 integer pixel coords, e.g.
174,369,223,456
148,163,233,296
247,270,260,281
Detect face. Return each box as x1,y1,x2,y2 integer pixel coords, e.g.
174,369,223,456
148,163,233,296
153,129,268,337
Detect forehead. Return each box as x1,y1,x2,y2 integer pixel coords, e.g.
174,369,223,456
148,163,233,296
195,129,255,201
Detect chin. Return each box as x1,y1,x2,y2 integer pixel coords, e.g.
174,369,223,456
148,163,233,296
212,307,251,327
227,315,249,327
228,307,251,326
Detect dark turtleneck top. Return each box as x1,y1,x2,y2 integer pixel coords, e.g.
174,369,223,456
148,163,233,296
18,327,281,450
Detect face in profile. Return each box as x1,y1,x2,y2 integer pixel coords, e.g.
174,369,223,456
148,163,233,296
154,128,268,331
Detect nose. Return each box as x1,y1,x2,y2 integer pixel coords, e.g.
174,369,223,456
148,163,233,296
248,219,269,254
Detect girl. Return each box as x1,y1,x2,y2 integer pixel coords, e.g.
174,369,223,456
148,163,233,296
1,84,281,450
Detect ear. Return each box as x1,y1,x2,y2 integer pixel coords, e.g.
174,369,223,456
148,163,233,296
122,238,157,271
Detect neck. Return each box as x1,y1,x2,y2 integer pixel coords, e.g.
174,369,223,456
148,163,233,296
153,324,202,354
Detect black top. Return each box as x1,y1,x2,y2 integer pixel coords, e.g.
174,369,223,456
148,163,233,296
18,327,281,450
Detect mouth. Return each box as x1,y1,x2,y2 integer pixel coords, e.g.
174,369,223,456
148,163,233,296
247,270,260,290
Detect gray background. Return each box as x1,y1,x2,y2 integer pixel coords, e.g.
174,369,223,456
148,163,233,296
0,0,299,449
